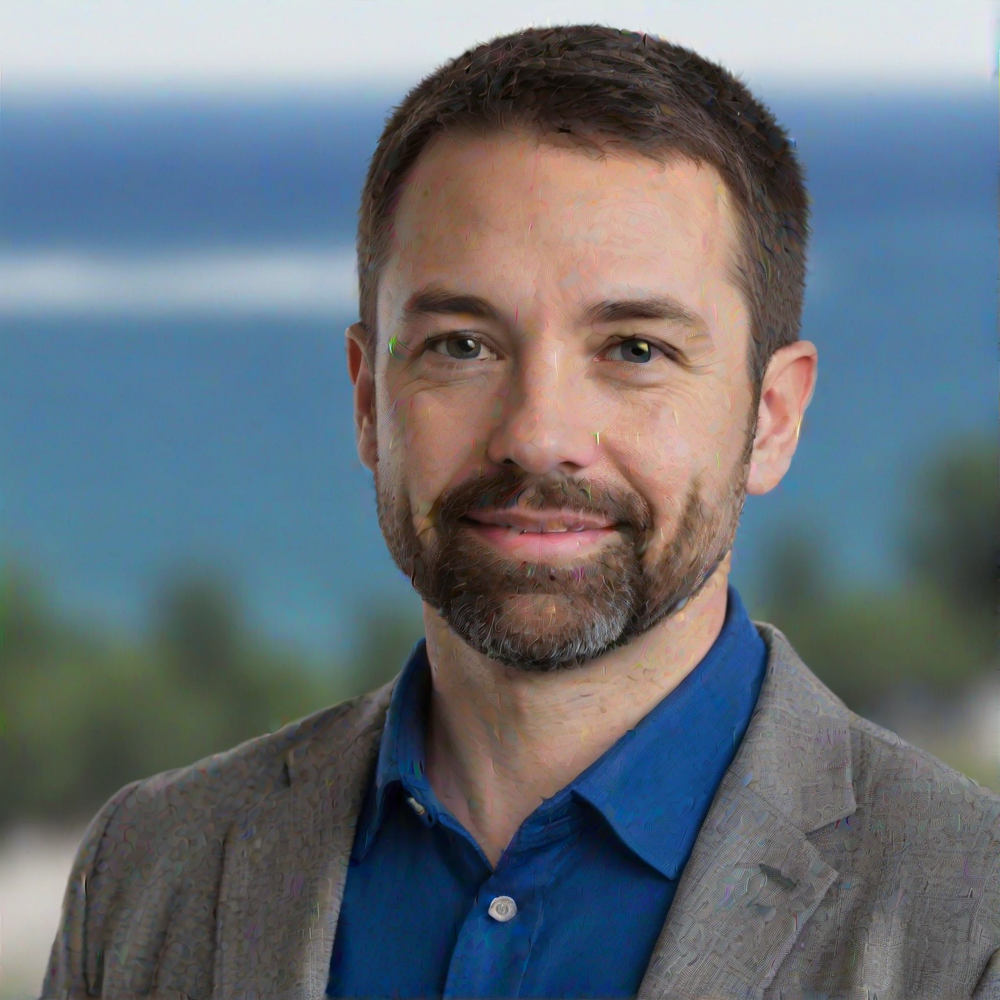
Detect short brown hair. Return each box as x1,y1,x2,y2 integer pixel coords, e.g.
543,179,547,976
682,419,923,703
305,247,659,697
355,24,811,403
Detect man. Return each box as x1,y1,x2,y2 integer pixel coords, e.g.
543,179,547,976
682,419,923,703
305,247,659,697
43,25,1000,1000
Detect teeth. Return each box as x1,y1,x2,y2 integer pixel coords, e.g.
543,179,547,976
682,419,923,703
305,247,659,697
496,523,594,533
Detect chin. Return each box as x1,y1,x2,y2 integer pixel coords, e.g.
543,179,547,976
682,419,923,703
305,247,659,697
442,589,637,672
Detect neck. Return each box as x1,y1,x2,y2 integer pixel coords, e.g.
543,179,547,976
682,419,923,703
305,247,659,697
422,561,731,868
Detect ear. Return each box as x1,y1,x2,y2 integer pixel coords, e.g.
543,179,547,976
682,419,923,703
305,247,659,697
345,322,377,473
745,340,818,496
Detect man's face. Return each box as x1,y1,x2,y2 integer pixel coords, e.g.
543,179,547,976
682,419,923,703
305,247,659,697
361,130,758,671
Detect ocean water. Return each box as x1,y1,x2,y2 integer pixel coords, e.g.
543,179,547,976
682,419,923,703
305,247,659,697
1,85,996,663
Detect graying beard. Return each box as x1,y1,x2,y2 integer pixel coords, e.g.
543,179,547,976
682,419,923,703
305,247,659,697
443,583,638,671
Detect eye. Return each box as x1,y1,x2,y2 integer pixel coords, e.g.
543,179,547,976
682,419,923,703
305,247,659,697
428,334,496,362
605,338,667,364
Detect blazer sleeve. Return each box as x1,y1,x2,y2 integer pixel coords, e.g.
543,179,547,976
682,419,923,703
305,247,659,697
38,779,145,1000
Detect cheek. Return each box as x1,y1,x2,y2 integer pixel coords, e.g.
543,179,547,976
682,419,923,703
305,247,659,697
610,398,696,484
382,387,490,494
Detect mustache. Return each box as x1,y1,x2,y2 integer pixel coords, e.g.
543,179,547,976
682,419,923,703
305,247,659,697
433,466,651,535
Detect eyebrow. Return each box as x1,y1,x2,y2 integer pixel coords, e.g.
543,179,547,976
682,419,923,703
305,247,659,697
401,284,710,336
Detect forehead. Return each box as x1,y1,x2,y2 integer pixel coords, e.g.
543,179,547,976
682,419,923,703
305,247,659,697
380,129,744,330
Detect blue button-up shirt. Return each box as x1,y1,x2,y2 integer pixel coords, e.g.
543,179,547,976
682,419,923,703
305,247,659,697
327,584,767,999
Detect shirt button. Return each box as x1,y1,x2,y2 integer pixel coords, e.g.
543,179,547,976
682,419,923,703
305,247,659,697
488,895,517,922
405,795,426,816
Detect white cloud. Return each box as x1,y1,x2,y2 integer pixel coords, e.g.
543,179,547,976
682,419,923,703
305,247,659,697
0,249,360,316
1,0,993,92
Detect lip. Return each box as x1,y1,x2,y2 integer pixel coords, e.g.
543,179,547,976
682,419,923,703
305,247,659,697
463,510,616,532
461,515,619,560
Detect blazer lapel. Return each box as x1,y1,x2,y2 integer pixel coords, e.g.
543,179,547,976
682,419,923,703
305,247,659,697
638,622,857,1000
213,681,395,1000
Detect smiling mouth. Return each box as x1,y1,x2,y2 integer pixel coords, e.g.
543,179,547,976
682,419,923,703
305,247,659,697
460,510,619,534
461,520,596,534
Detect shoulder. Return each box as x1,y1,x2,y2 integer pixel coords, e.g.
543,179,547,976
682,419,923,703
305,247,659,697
829,710,1000,987
41,680,395,997
753,619,1000,913
102,678,395,847
754,618,1000,839
846,705,1000,840
749,623,1000,1000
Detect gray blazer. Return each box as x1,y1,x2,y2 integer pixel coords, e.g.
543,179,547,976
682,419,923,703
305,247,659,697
41,621,1000,999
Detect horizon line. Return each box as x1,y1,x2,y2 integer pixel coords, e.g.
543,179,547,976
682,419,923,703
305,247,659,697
5,74,995,103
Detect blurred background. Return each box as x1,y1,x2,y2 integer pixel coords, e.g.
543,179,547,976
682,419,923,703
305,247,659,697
1,1,997,995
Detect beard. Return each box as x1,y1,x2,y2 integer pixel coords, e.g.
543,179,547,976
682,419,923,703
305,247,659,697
375,426,755,673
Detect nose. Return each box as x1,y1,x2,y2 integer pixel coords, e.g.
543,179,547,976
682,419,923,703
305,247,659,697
484,344,600,476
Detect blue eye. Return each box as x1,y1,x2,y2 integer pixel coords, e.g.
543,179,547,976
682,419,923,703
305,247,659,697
607,338,662,364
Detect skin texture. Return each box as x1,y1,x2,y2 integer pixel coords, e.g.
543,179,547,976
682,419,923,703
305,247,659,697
346,129,817,867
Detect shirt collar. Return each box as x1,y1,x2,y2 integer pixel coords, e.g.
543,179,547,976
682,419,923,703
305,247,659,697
353,635,436,860
353,585,767,876
570,584,767,879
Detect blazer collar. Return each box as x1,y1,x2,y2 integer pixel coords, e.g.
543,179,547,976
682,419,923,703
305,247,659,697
636,619,857,1000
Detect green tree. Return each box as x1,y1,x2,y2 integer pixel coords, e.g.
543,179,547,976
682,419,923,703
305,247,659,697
754,435,998,714
340,599,426,698
895,434,998,629
148,566,247,688
0,560,350,831
757,517,835,617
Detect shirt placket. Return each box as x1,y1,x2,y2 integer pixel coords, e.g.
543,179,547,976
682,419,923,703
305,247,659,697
441,801,583,999
443,855,538,997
